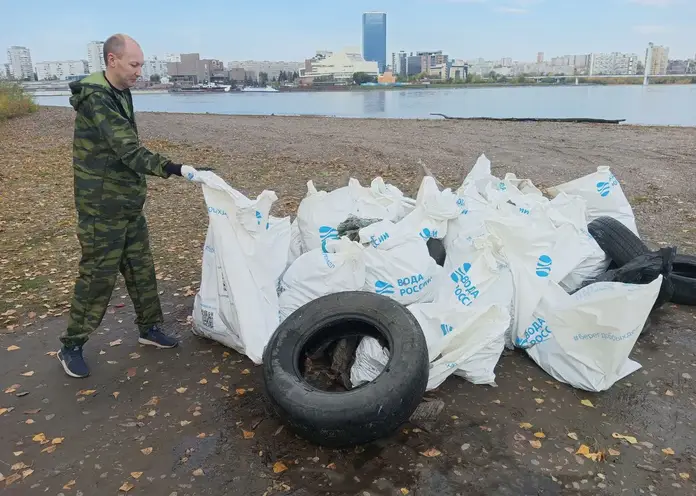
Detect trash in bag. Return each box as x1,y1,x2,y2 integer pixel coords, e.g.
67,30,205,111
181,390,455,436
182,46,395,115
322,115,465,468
546,166,638,236
350,303,510,390
296,178,409,252
578,246,676,310
278,238,366,321
524,277,662,392
336,215,382,242
192,172,291,364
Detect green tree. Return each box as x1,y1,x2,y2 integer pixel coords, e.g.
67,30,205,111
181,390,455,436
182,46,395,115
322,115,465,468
353,72,376,84
292,71,299,81
149,74,161,83
259,72,269,85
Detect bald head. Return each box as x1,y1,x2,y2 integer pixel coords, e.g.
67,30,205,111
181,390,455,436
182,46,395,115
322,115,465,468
103,34,144,90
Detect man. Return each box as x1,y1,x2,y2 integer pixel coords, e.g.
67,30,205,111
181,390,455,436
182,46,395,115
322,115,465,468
58,34,208,378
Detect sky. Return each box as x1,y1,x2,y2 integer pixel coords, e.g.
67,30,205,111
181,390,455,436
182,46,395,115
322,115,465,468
1,0,694,64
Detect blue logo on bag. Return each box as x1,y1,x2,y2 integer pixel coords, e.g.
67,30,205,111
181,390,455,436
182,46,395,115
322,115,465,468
516,317,552,347
375,280,395,295
498,182,507,191
440,323,454,336
519,207,530,215
255,210,262,225
207,206,227,216
319,225,339,252
456,198,469,215
596,181,611,197
535,255,553,278
450,263,472,283
419,227,438,240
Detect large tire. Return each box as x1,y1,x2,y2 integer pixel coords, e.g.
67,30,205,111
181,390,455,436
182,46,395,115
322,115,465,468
262,291,429,448
588,216,649,267
671,254,696,306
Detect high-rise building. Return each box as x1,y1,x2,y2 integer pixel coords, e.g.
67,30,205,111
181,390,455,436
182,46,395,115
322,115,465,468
7,46,34,80
391,51,408,77
537,52,544,63
362,12,387,73
589,52,640,75
140,57,169,81
406,54,422,76
500,57,513,67
1,63,10,80
645,44,669,75
87,41,105,73
35,60,89,81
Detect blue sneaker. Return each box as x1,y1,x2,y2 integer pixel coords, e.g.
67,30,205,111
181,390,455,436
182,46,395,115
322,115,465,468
57,345,90,378
138,325,179,349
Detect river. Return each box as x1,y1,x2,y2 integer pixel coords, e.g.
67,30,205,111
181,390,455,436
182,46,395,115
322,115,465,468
35,84,696,127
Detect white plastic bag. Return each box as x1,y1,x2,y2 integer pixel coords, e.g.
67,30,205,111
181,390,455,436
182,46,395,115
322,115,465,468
546,166,638,235
192,172,290,364
287,219,304,267
296,178,406,252
362,230,443,305
524,277,661,391
350,303,510,390
278,238,366,321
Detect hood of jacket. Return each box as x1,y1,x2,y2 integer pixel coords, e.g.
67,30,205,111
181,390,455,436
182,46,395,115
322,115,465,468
69,71,117,111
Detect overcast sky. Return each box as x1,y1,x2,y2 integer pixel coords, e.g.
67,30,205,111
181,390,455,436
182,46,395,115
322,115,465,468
2,0,693,64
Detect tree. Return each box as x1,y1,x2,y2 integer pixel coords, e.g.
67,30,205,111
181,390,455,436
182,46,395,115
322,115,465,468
636,61,645,75
353,72,376,84
259,72,269,85
292,71,299,81
149,74,161,83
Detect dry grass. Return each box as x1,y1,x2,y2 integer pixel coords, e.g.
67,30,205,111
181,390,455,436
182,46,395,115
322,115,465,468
0,82,37,121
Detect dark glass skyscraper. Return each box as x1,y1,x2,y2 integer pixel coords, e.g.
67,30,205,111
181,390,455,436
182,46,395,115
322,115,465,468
362,12,387,74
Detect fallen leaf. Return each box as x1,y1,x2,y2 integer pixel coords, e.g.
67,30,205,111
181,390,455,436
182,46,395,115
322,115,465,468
109,339,122,347
126,368,137,378
20,371,35,377
534,432,546,439
222,351,231,358
99,350,106,355
519,422,533,429
236,388,246,395
147,410,156,417
576,444,604,461
6,345,20,351
241,369,250,375
192,468,204,477
41,445,57,454
180,420,191,427
273,461,288,473
130,472,143,480
197,433,206,438
211,367,220,374
21,469,34,479
28,312,36,319
220,385,229,392
243,430,255,439
141,447,153,455
193,411,202,417
25,419,35,424
420,448,442,457
52,437,64,445
529,440,542,449
129,353,140,359
5,473,21,486
45,351,58,357
13,451,23,457
0,408,9,416
24,408,41,414
581,399,595,408
5,384,21,394
568,432,579,441
612,433,638,444
608,448,621,456
11,462,28,471
662,447,675,455
62,479,77,489
534,398,544,404
176,387,188,394
679,473,690,480
119,481,134,492
77,389,97,396
112,392,120,399
198,378,208,385
665,390,674,396
32,433,47,443
144,396,159,406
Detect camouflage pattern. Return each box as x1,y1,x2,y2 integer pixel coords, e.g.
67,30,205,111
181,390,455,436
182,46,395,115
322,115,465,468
61,72,169,346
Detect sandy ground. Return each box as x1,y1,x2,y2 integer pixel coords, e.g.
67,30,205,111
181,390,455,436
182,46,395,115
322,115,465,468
1,107,695,495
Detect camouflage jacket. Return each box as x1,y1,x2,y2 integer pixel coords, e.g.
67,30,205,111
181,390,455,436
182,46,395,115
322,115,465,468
69,72,175,217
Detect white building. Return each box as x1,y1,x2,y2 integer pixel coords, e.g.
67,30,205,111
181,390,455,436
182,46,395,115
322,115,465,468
227,60,302,80
165,53,181,63
7,46,34,80
646,44,669,75
589,52,639,75
141,57,169,81
35,60,89,80
299,48,378,84
87,41,105,73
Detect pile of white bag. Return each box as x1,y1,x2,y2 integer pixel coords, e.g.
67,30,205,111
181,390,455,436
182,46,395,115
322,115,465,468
191,155,661,393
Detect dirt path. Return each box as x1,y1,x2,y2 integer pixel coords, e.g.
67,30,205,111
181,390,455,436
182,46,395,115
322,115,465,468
1,108,695,495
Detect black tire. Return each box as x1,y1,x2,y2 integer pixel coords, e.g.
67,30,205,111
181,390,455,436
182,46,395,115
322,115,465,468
262,291,429,448
427,238,446,267
588,216,649,267
671,254,696,306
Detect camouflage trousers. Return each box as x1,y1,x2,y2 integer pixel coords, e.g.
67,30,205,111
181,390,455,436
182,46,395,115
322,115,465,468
61,213,163,347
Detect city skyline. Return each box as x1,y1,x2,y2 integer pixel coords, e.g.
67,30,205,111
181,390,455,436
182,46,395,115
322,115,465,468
1,1,694,66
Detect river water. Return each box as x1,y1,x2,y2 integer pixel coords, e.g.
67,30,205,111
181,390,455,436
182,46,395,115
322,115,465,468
36,84,696,127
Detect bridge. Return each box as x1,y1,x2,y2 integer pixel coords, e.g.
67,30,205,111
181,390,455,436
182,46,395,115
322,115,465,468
525,74,694,85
